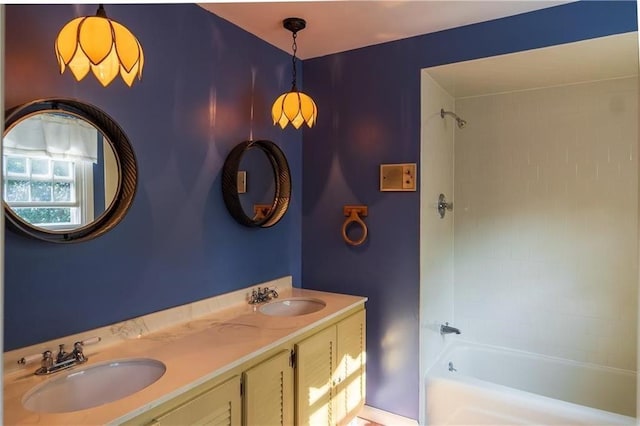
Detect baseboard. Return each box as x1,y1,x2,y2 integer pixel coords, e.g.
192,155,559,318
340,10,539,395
360,405,419,426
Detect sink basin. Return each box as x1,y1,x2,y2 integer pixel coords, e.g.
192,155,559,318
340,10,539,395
259,297,326,316
22,358,166,413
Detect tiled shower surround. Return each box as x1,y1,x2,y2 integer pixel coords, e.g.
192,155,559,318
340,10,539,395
454,77,638,370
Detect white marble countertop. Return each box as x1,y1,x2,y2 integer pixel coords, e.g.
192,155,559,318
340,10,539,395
4,287,366,425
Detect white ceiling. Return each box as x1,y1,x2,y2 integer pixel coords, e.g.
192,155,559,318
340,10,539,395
198,1,576,59
427,32,639,98
199,1,637,97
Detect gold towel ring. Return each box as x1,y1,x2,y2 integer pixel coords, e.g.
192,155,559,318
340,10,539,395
253,204,272,221
342,205,368,246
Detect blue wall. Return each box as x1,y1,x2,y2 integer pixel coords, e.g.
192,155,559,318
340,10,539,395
4,0,638,420
301,1,637,419
4,4,302,350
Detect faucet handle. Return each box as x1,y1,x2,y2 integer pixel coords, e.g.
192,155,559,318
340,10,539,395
81,336,101,346
73,342,87,363
267,287,278,299
41,351,54,369
18,352,46,365
72,337,100,363
249,289,259,304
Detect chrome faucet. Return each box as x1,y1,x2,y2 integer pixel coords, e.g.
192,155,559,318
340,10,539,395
18,337,100,376
39,342,87,375
440,322,461,336
56,341,87,364
248,287,279,304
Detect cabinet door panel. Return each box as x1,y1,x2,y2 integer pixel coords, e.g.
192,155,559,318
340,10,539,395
243,349,293,426
295,325,336,426
152,375,241,426
335,310,366,425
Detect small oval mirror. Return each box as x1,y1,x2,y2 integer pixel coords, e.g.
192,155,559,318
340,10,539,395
3,98,137,243
222,140,291,228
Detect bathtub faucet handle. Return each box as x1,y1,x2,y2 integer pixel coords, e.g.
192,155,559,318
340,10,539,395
440,322,461,335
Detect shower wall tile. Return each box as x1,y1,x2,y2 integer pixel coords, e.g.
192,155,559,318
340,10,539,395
454,77,638,371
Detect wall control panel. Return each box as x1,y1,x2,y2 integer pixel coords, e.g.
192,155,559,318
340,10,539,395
379,163,417,191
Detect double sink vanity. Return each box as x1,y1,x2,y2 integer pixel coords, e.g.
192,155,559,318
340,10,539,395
4,280,367,425
2,99,364,425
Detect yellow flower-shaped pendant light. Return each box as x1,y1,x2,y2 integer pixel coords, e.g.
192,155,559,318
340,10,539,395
272,85,317,129
55,4,144,87
272,18,317,129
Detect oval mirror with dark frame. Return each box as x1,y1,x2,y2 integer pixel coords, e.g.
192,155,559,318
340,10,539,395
222,140,291,228
3,98,137,243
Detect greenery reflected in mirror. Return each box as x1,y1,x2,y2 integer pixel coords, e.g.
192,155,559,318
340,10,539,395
222,140,291,228
3,99,137,243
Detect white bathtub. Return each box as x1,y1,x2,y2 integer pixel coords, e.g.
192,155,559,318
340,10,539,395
425,340,637,425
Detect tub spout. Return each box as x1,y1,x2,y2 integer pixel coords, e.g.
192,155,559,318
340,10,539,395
440,322,461,335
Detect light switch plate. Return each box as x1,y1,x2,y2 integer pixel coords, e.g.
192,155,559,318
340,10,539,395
380,163,416,191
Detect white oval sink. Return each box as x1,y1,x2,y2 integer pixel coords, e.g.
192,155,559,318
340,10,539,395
22,358,166,413
259,297,326,316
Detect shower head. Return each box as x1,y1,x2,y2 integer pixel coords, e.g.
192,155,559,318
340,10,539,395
440,109,467,129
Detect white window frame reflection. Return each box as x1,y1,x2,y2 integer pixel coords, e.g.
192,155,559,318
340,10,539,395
3,153,94,230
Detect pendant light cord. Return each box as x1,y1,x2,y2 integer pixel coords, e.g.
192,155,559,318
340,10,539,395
291,31,298,90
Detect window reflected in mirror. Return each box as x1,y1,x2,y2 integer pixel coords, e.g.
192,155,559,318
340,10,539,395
3,98,137,243
3,112,118,231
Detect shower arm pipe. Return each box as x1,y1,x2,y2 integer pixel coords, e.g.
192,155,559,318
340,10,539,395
440,109,459,120
440,109,467,128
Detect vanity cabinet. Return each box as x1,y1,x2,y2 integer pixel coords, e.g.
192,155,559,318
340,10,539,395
295,309,366,426
123,306,365,426
242,349,294,426
334,309,367,425
148,375,241,426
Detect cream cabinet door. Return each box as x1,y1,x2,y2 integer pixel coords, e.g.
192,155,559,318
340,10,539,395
150,375,241,426
335,309,366,426
242,349,294,426
295,324,336,426
295,309,366,426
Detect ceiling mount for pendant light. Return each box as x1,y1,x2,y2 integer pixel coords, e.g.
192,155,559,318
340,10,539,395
55,4,144,87
272,17,318,130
